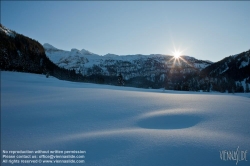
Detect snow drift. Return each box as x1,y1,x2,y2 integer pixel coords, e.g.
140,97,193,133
1,71,250,166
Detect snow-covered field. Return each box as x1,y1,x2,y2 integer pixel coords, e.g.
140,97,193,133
1,71,250,166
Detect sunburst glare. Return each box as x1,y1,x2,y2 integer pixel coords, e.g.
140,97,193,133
166,46,193,74
173,50,182,59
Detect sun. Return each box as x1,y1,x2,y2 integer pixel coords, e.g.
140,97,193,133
172,50,182,59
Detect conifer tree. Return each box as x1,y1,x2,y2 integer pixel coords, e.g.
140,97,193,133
118,73,124,86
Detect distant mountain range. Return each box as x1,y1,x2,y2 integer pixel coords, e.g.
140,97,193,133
1,24,249,92
43,43,211,79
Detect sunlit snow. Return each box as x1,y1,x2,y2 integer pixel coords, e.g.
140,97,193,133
1,71,250,166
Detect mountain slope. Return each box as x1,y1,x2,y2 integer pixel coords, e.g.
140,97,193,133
197,50,250,92
0,24,84,81
201,50,250,81
0,24,45,73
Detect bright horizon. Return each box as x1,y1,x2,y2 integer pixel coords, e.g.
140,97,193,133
2,1,250,62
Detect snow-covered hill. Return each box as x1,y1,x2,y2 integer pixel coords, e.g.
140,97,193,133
204,50,250,76
2,71,250,166
200,49,250,92
43,43,212,81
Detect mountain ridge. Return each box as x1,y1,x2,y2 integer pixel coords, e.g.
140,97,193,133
1,24,249,92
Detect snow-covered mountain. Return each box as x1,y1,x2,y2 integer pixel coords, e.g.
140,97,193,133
201,50,250,80
199,50,250,92
202,50,250,76
1,23,249,92
43,43,212,82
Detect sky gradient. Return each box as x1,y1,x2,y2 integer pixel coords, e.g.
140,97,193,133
1,1,250,62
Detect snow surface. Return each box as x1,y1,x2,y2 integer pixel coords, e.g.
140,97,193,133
220,66,229,74
1,71,250,166
239,58,249,69
0,25,16,38
235,78,250,92
43,43,59,50
194,62,210,70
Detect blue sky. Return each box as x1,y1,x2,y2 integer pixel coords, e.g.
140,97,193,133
1,1,250,62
